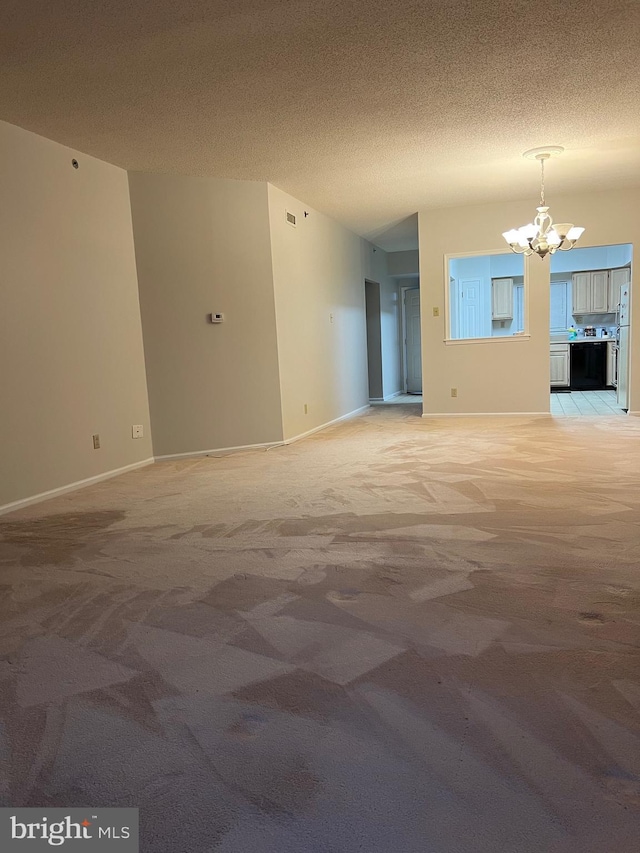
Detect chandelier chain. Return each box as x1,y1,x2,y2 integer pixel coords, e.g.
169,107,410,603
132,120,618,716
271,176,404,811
540,157,545,206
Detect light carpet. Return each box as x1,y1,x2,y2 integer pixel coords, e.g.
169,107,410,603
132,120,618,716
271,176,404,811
1,406,639,851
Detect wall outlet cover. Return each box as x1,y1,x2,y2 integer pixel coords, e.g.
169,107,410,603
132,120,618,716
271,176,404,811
92,434,101,449
132,424,144,439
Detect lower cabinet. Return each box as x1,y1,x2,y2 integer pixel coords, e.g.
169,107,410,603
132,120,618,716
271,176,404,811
550,343,570,388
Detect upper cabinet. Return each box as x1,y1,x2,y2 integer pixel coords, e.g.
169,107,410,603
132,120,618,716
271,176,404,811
571,267,631,315
491,277,513,320
609,267,631,313
572,270,609,314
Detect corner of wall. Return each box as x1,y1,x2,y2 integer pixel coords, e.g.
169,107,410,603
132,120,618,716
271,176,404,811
267,185,369,440
129,173,284,456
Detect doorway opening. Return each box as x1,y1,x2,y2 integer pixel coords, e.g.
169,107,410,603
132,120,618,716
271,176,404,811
365,280,383,400
549,242,632,416
365,275,422,411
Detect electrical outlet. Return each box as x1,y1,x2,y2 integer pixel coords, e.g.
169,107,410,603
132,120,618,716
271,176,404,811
329,313,334,324
450,388,458,398
304,404,308,414
432,307,440,317
92,434,101,449
132,424,144,439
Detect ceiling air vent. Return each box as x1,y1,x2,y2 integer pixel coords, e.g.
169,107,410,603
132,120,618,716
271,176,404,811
286,210,297,227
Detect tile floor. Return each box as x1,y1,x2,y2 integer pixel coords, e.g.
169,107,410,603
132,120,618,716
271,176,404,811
370,394,422,405
550,389,625,417
372,391,626,417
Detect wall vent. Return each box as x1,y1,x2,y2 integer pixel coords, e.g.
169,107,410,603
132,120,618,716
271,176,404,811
286,210,297,227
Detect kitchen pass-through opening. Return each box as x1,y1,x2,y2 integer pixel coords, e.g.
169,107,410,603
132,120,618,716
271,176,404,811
549,242,632,414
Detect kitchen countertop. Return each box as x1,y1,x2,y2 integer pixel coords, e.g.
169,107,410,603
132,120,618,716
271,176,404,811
551,337,613,344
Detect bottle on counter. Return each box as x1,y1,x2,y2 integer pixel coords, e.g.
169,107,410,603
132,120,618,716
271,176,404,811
568,325,577,340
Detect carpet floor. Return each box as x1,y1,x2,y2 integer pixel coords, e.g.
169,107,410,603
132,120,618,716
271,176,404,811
1,405,639,851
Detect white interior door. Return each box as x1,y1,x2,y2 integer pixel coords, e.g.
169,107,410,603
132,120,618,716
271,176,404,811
404,288,422,393
459,278,484,339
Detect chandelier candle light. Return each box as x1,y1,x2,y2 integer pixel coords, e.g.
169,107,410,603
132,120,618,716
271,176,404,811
502,146,584,259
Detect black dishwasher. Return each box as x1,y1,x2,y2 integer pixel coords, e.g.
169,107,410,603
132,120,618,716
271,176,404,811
570,342,607,390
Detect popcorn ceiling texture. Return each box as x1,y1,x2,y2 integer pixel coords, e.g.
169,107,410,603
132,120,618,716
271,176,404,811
1,405,639,851
1,0,639,246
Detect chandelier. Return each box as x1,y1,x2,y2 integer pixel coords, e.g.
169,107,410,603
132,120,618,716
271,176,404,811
502,146,584,259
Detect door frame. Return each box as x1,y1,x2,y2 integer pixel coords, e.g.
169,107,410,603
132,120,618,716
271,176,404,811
400,283,420,393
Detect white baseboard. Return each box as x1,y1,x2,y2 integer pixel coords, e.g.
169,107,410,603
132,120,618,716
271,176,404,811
422,412,551,418
155,440,283,461
158,406,371,459
0,457,155,517
284,405,370,444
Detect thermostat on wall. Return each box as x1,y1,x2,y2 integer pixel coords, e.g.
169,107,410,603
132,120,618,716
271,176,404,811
209,313,225,323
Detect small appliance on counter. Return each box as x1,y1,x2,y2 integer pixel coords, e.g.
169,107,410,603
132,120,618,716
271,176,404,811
601,328,609,338
584,326,596,337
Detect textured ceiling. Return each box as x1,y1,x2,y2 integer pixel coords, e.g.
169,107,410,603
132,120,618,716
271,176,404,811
2,0,640,249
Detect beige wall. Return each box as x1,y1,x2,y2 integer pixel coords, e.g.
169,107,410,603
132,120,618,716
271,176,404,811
0,121,152,510
419,188,640,415
129,173,284,456
268,185,369,440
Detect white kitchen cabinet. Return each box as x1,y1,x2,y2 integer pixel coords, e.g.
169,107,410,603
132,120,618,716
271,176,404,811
609,267,631,313
572,270,609,314
492,277,513,320
550,343,570,387
606,340,616,387
572,272,590,314
591,271,609,312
